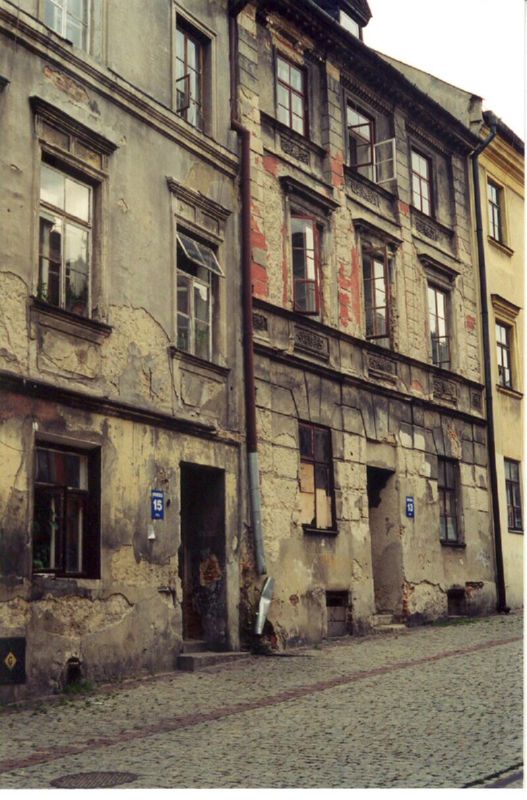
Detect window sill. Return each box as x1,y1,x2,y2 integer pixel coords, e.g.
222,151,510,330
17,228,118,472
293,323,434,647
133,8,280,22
507,528,523,535
302,526,339,537
30,298,112,343
440,540,466,549
496,385,523,400
343,165,396,201
488,236,514,257
260,111,326,158
168,346,230,378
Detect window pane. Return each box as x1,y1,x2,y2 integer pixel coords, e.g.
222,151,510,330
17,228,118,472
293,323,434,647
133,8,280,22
66,17,85,48
289,65,302,92
177,313,190,352
43,0,63,34
65,224,89,315
291,93,303,118
299,424,313,458
300,461,315,494
277,57,289,83
177,275,190,314
300,464,315,527
65,494,85,573
65,177,90,222
68,0,86,21
194,282,209,323
33,489,62,571
41,164,65,209
292,114,304,135
315,464,332,529
194,320,210,360
39,216,62,306
314,428,330,463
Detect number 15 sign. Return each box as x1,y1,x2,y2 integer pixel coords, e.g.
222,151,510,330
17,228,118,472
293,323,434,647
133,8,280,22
151,490,165,520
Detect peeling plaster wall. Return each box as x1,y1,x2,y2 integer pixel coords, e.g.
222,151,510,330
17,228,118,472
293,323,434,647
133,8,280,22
237,2,495,646
0,400,242,695
0,0,245,698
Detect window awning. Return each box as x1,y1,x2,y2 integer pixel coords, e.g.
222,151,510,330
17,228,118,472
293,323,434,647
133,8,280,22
177,232,224,277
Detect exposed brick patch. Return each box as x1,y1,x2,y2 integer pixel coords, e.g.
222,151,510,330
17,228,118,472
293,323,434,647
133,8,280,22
465,315,476,332
398,200,410,216
0,636,520,776
331,152,344,188
263,155,279,176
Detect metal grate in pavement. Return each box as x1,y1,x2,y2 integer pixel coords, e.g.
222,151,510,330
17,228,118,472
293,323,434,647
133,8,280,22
50,771,138,788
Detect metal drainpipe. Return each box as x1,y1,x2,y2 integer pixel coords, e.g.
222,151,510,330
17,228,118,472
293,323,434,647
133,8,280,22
470,115,509,613
229,11,266,576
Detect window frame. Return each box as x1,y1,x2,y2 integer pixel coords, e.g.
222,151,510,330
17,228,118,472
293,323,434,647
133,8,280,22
362,244,391,347
41,0,90,50
176,229,223,362
411,148,433,217
32,442,101,578
38,160,93,318
290,212,322,316
175,21,205,132
427,283,451,369
504,459,523,532
298,421,337,535
487,179,504,243
275,53,308,137
496,321,513,389
438,457,461,545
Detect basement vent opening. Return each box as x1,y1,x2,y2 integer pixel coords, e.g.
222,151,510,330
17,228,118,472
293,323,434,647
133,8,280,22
326,591,350,637
64,657,82,686
447,587,466,616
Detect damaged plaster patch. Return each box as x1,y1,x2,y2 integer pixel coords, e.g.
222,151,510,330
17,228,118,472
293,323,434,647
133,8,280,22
0,272,30,369
30,594,133,636
43,65,98,113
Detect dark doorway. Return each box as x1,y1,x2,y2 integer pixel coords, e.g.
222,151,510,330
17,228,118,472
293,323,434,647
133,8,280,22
179,463,226,648
367,466,402,615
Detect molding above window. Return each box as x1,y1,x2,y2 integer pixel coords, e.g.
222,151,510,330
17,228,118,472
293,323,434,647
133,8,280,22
418,253,459,289
279,175,339,215
491,294,521,323
30,96,118,156
168,346,230,378
166,177,230,223
353,217,402,252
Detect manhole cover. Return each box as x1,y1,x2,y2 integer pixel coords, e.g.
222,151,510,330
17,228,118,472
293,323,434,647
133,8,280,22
50,771,138,789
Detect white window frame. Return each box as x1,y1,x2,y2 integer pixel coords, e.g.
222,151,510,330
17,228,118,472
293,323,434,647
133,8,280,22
347,103,396,186
41,0,90,50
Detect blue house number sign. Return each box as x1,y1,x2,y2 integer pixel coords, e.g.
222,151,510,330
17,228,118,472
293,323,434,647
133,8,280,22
406,496,415,518
151,490,165,520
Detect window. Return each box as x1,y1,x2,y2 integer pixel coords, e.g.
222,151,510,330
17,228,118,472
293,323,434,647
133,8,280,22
362,246,389,346
411,150,432,215
39,162,92,317
339,10,360,36
299,422,336,532
427,284,450,368
496,322,513,388
33,444,100,577
43,0,88,49
505,459,523,532
438,458,459,543
347,103,395,185
176,23,204,130
176,231,223,360
276,54,306,136
487,180,503,242
291,214,321,314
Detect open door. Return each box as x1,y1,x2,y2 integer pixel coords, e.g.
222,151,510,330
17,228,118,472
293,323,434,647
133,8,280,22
179,464,226,648
367,466,403,616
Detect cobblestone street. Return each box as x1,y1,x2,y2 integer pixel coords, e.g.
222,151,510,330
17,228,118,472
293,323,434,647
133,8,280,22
0,612,522,789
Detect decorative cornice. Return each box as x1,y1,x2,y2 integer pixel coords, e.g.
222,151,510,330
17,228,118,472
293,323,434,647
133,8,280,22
0,369,242,444
353,217,402,249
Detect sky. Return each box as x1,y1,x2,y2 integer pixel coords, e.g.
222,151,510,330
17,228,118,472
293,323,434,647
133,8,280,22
364,0,525,139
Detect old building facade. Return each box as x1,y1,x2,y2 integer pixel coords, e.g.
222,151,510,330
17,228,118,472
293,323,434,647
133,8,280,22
0,0,246,698
478,114,524,609
233,0,498,645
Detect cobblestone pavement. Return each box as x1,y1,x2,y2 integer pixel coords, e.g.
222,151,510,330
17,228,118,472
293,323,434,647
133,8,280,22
0,612,522,789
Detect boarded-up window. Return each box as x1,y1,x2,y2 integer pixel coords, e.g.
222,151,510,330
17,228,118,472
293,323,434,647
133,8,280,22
299,422,336,532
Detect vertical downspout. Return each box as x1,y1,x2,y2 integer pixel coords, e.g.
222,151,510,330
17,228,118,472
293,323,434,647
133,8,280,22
229,9,266,576
470,116,508,612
